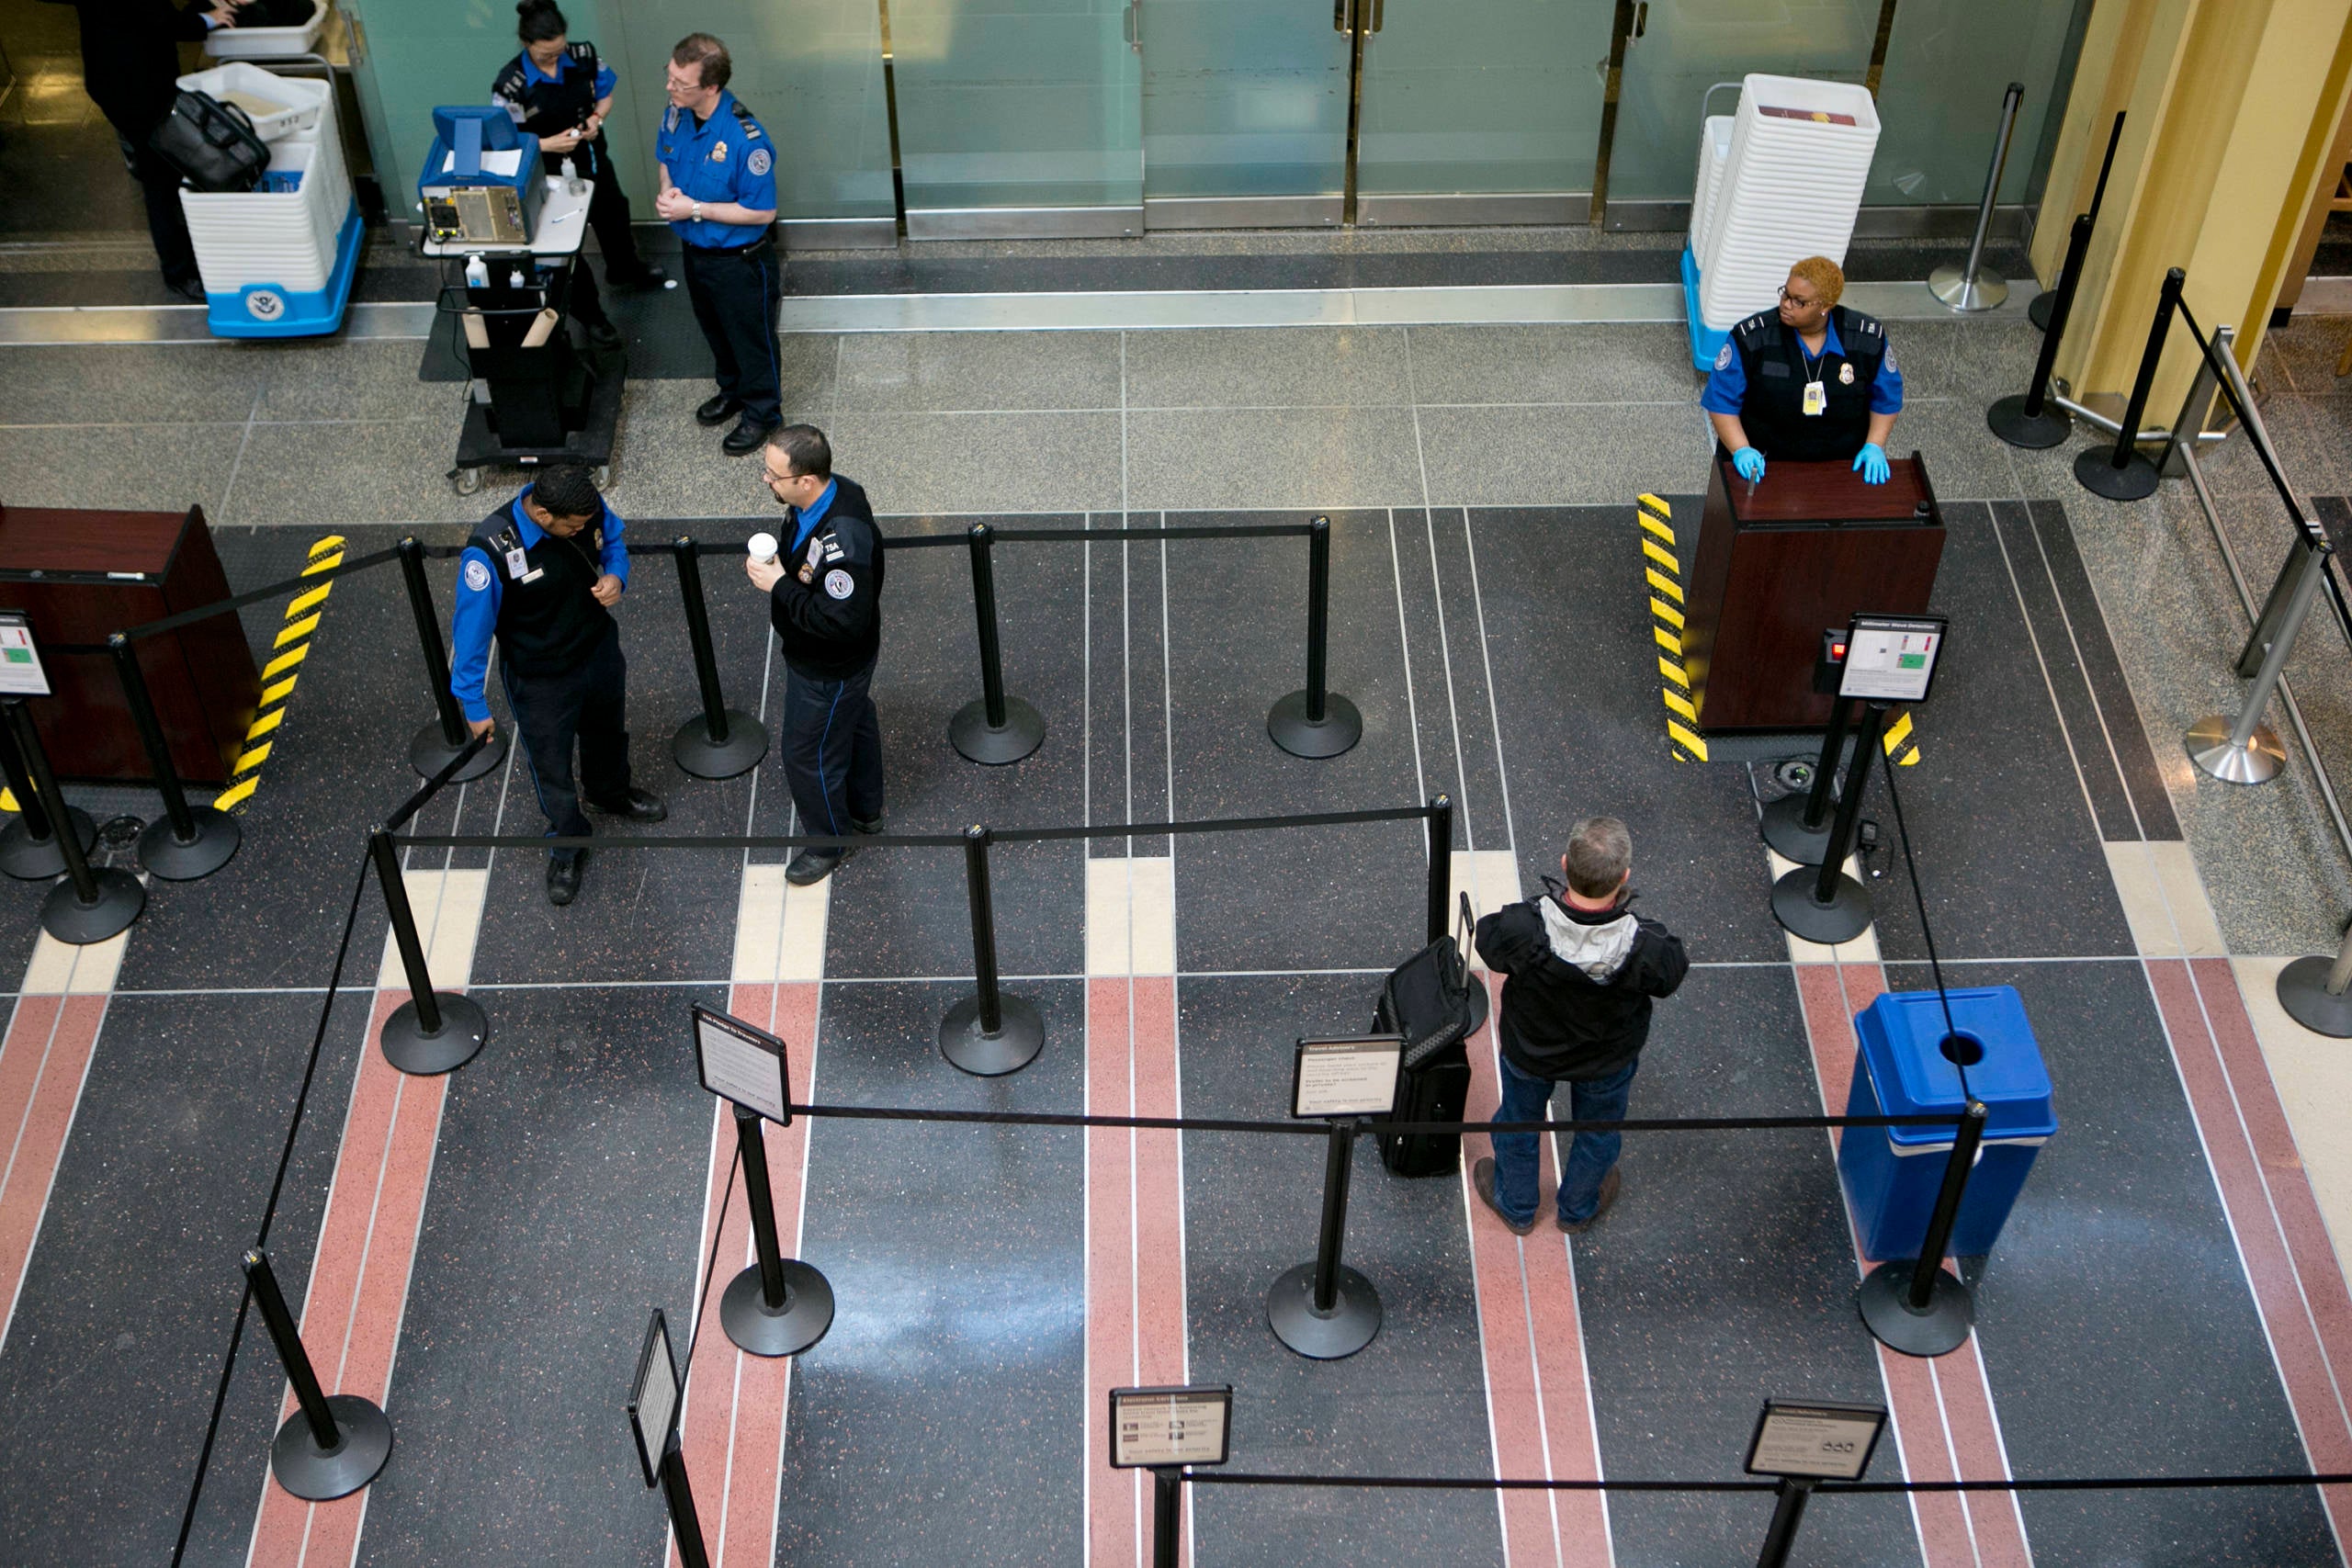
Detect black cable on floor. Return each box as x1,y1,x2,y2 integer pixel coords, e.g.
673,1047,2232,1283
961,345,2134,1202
1880,760,1972,1102
680,1141,743,1380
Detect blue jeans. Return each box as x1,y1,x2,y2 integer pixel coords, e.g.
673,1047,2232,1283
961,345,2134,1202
1491,1052,1639,1227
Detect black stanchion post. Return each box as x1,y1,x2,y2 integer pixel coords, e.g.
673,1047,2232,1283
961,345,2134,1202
951,523,1046,764
1267,1117,1381,1359
1858,1099,1987,1356
1987,212,2091,448
242,1247,392,1501
1770,701,1886,944
0,699,93,881
671,537,770,779
1759,696,1854,863
658,1438,713,1568
2075,266,2184,502
939,824,1045,1076
1268,515,1363,759
1753,1476,1818,1568
370,826,487,1076
1425,793,1453,944
1151,1468,1182,1568
718,1105,835,1357
6,698,142,943
400,536,507,784
110,633,241,881
2029,109,2125,332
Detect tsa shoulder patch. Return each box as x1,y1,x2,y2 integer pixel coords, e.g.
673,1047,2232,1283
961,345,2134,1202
1713,342,1734,371
747,148,771,176
463,558,492,592
823,569,854,601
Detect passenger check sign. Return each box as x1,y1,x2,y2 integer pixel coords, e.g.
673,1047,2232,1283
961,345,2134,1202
692,1004,791,1125
1744,1398,1888,1481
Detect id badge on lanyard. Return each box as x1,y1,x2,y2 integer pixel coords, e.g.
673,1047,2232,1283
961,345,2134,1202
1802,379,1826,417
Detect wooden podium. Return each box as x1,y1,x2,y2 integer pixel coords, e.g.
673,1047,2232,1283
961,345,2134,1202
0,505,260,783
1681,451,1944,731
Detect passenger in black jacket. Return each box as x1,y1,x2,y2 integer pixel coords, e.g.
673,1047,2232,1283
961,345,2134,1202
1472,817,1687,1235
75,0,236,299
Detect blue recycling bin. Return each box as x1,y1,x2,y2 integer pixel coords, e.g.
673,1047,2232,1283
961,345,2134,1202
1838,986,2055,1261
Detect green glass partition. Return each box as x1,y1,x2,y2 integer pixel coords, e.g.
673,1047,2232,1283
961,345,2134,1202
1138,0,1350,206
1869,0,2079,205
343,0,569,220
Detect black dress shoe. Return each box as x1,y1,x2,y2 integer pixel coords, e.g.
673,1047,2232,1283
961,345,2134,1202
695,393,741,427
612,263,668,290
850,814,885,836
588,788,668,822
548,850,586,906
722,414,776,457
583,320,625,351
165,276,206,302
785,846,853,886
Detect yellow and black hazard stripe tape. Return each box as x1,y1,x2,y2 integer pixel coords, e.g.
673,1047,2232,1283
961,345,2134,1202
212,534,345,814
1637,494,1708,761
1883,706,1921,766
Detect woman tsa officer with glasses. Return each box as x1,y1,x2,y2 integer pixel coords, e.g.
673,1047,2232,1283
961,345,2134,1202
1702,255,1905,487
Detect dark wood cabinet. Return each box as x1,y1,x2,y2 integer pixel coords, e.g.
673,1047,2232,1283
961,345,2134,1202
1681,453,1944,731
0,506,261,784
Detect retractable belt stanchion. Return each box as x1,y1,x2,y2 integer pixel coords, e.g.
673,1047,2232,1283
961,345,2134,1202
1759,696,1853,864
1267,1116,1380,1359
1987,213,2091,449
1928,82,2023,312
369,825,487,1075
939,824,1045,1076
2278,920,2352,1038
1858,1099,1985,1356
2186,529,2322,785
659,1438,713,1568
1152,1469,1182,1568
109,633,240,881
1754,1478,1817,1568
2028,109,2125,333
951,522,1046,764
718,1104,835,1357
669,536,769,780
400,536,507,784
1268,515,1363,760
2075,267,2182,502
0,702,93,881
242,1247,393,1500
1425,793,1453,944
1770,701,1885,944
6,697,143,944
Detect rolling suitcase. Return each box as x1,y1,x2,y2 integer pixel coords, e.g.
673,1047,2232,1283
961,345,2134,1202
1374,894,1479,1177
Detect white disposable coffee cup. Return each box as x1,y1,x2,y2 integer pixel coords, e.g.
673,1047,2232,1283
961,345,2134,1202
748,532,778,565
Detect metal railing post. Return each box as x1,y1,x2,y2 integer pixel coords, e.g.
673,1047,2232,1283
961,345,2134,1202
1929,83,2023,312
949,523,1046,764
2075,267,2184,502
670,537,770,780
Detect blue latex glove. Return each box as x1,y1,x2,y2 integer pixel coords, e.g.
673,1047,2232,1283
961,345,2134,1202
1731,446,1766,483
1854,442,1890,485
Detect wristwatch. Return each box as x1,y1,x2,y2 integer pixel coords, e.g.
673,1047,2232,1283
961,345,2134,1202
693,201,705,222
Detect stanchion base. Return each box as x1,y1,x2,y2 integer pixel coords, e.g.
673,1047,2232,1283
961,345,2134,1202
2075,445,2161,502
1985,393,2072,450
2028,290,2055,332
950,696,1046,765
1266,1262,1382,1359
1464,978,1489,1038
939,993,1046,1077
1758,793,1836,866
1267,691,1363,760
379,993,487,1076
1770,865,1872,945
1928,264,2008,312
268,1393,392,1501
0,807,95,882
2186,715,2286,784
2275,954,2352,1039
40,867,143,945
673,710,770,780
719,1258,835,1358
138,807,241,882
1857,1261,1974,1358
409,720,508,784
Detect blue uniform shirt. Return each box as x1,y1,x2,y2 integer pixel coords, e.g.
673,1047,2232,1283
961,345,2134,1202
1701,317,1904,417
520,49,617,101
450,489,630,722
789,479,838,554
657,91,777,248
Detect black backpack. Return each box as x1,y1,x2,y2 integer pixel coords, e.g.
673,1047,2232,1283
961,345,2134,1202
148,89,269,194
1374,894,1480,1177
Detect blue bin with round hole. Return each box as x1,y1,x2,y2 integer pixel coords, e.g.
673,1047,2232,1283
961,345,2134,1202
1838,986,2055,1262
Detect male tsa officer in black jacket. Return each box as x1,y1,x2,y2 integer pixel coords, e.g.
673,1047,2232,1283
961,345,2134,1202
1472,817,1687,1235
745,426,885,886
1702,254,1905,487
451,465,667,907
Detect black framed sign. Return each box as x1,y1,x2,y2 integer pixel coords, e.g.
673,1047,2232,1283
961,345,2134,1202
0,613,50,699
692,1003,791,1125
1838,613,1948,705
1109,1384,1232,1470
1744,1398,1887,1482
628,1308,681,1488
1289,1034,1405,1120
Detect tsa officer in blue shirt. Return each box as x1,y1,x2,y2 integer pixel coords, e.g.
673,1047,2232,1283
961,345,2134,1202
655,33,783,458
1702,255,1905,485
450,465,667,907
492,1,665,293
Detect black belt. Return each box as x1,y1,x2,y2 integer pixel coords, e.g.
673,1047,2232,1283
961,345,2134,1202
683,234,775,256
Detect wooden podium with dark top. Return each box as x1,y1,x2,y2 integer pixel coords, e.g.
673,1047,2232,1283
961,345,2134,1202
1681,451,1944,732
0,505,259,784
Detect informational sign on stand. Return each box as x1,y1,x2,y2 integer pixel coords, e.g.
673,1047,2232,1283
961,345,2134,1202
1109,1384,1233,1470
692,1003,791,1125
0,613,51,698
628,1308,681,1488
1838,614,1949,705
1744,1398,1887,1481
1290,1035,1405,1120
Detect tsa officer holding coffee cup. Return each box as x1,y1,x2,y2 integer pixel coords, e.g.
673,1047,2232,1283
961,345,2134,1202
745,424,887,886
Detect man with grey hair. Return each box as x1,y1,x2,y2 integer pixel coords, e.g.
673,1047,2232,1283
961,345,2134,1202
1471,817,1687,1235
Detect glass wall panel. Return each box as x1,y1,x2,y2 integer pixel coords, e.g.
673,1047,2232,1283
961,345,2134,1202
343,0,572,217
1868,0,2081,205
1355,0,1614,197
1139,0,1349,201
888,0,1142,214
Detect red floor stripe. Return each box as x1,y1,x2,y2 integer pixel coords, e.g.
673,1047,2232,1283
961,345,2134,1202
0,995,104,1347
1087,976,1144,1568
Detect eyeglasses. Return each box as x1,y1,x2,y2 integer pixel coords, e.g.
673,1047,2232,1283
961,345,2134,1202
1779,288,1822,308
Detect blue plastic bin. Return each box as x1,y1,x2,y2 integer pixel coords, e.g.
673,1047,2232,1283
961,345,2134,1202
1838,986,2055,1261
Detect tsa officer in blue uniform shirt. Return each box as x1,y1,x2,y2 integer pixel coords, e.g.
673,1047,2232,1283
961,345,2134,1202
1702,255,1905,485
450,465,667,908
655,32,782,458
492,1,665,292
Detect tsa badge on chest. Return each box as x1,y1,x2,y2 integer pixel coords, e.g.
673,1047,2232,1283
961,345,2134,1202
1838,362,1854,384
712,141,728,164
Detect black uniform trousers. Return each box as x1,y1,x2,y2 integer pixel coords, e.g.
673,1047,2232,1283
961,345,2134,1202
578,138,650,280
499,625,633,856
782,659,883,837
682,239,782,426
119,134,198,290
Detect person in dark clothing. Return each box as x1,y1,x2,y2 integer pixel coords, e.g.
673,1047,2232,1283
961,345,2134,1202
74,0,237,299
744,424,885,886
1472,816,1689,1235
1702,254,1905,485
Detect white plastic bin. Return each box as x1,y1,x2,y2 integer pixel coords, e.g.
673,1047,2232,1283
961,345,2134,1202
175,61,328,141
1693,74,1880,332
200,0,330,61
1689,115,1734,265
180,140,346,293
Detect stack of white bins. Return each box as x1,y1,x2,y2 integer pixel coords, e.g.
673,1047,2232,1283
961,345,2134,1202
1690,73,1880,334
175,62,358,336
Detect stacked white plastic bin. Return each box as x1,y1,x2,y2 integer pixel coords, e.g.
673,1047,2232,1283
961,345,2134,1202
1681,74,1880,368
175,61,361,337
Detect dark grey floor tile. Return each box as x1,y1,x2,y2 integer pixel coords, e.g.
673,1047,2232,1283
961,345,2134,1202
834,330,1120,412
0,343,266,428
1088,520,1172,856
1405,321,1699,407
1125,326,1412,410
1419,505,1514,856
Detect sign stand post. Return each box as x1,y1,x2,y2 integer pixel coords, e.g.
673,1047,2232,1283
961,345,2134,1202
1268,1035,1403,1359
692,1004,835,1359
628,1309,710,1568
5,696,143,944
1743,1397,1887,1568
1110,1383,1231,1568
0,619,93,881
